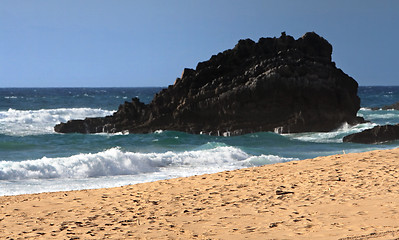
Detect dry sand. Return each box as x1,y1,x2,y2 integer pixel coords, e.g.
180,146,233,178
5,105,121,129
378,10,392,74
1,148,399,239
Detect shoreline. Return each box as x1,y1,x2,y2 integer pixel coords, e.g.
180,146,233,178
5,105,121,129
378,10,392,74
1,148,399,239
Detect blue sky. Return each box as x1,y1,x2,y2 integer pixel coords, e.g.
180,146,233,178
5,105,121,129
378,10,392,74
0,0,398,87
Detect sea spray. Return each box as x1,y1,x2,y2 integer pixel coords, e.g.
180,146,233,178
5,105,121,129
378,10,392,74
0,146,298,181
284,122,377,143
0,146,300,195
0,108,114,136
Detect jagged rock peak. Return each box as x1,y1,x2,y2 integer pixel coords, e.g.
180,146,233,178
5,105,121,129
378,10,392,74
191,31,333,74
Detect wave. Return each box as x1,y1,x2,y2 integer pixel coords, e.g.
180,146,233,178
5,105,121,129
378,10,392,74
359,112,399,120
285,107,399,143
285,122,377,143
0,108,114,136
358,108,399,125
360,107,371,111
0,147,296,181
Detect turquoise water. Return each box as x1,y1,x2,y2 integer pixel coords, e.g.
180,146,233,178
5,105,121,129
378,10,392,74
1,87,398,196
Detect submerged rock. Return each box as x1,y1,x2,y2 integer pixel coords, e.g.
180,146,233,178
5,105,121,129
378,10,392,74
55,32,364,135
371,102,399,110
343,124,399,144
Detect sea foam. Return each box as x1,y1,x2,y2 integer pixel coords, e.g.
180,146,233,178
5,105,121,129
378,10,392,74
0,108,114,136
285,122,377,143
0,146,295,181
357,108,399,125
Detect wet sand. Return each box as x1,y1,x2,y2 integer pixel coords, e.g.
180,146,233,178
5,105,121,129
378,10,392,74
1,148,399,239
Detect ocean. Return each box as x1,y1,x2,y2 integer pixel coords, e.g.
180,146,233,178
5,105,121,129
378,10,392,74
1,86,399,196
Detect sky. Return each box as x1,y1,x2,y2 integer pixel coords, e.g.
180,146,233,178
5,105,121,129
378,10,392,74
0,0,398,87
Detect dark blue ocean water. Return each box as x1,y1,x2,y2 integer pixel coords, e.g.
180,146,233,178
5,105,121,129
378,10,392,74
0,86,398,196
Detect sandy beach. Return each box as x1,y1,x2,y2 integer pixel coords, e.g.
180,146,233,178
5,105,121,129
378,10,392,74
1,148,399,239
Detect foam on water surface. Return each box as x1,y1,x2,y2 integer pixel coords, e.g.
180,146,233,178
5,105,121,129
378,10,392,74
0,108,114,136
0,146,291,181
284,122,377,143
0,146,296,195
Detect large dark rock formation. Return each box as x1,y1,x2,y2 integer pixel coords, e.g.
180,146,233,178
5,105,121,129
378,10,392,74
343,124,399,144
55,32,364,135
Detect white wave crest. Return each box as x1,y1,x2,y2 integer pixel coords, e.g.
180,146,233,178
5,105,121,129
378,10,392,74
245,154,297,165
363,112,399,120
0,146,292,181
360,107,371,111
357,108,399,125
0,108,115,136
285,122,377,143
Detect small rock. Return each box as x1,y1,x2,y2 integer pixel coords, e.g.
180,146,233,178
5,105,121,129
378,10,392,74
343,124,399,144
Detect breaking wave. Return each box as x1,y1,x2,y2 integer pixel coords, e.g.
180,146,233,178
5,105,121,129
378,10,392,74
0,146,296,181
284,122,377,143
0,108,114,136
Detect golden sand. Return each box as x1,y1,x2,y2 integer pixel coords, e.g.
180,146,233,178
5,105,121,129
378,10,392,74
1,148,399,239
